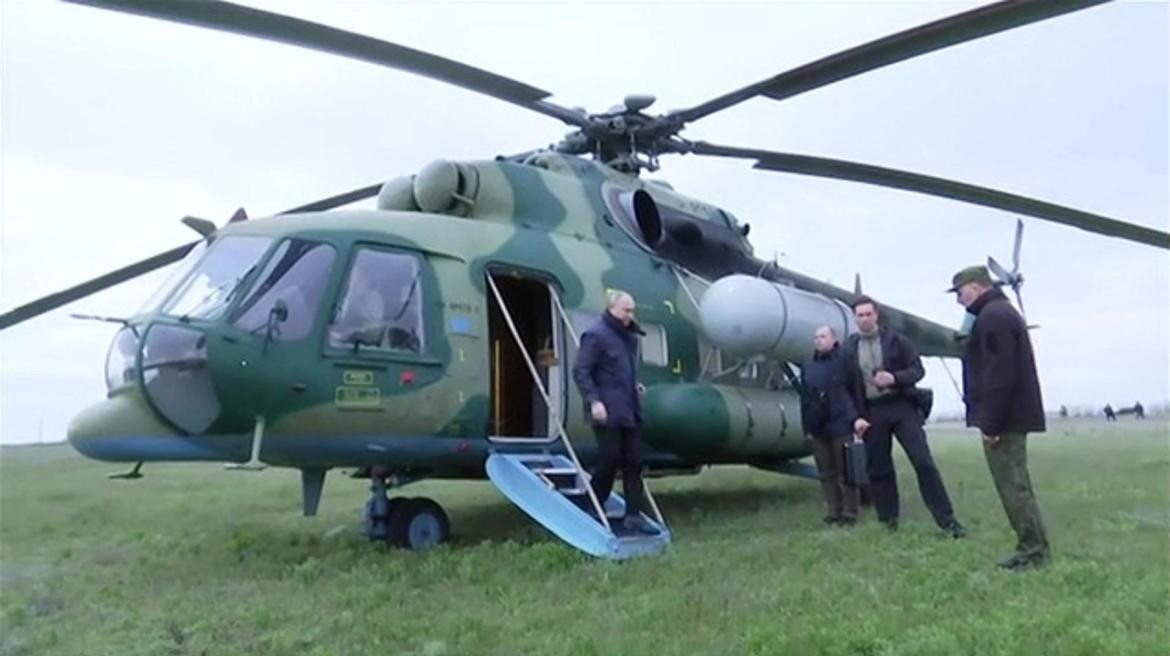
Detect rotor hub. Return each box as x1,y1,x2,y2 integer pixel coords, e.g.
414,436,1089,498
551,96,689,174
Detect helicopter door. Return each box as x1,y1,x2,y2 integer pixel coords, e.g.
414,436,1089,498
485,273,563,438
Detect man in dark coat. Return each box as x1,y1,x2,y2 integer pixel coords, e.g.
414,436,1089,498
950,265,1049,570
843,296,965,537
801,325,861,526
573,290,657,535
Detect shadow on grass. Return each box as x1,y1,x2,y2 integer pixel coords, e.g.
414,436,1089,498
653,481,819,516
448,479,820,547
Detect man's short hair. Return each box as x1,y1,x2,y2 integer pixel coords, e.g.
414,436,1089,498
816,325,837,338
851,294,879,313
607,289,633,308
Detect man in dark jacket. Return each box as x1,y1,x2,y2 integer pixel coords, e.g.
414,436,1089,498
801,325,861,526
844,296,965,537
950,265,1049,570
573,290,657,535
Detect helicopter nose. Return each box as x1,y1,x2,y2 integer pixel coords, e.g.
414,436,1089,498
67,390,242,463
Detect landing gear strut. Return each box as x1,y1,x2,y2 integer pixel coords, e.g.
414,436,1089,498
362,472,450,551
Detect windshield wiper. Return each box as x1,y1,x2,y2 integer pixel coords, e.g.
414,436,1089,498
391,273,421,322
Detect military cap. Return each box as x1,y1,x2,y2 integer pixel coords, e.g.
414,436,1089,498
946,265,993,292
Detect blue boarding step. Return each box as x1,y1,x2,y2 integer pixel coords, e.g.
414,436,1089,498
485,452,671,560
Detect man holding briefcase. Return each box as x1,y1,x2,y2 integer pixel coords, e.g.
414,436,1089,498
800,325,861,526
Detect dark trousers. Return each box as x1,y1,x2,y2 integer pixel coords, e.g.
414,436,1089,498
590,425,646,518
864,398,956,525
985,432,1049,559
810,435,860,519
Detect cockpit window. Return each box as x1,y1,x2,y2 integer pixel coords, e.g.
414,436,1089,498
137,239,210,315
162,235,272,321
232,239,337,341
328,248,425,354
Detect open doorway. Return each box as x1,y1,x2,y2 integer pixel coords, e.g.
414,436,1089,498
486,273,563,438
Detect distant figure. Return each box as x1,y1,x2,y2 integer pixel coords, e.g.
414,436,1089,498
573,290,657,536
950,265,1049,571
843,295,964,538
1134,401,1145,420
1059,405,1069,419
800,325,860,527
1103,404,1116,422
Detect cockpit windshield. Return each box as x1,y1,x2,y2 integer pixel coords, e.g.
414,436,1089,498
136,239,210,315
162,235,273,321
232,238,337,341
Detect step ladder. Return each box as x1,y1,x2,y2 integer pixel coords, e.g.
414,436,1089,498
486,451,670,559
483,275,670,559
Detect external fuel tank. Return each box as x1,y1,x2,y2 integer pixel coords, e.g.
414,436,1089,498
699,274,856,362
641,383,808,461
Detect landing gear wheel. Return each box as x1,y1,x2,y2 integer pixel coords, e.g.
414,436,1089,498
388,497,450,551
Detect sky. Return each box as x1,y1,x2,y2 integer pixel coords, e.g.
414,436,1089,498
1,0,1167,444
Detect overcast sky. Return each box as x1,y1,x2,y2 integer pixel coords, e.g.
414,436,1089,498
1,0,1166,445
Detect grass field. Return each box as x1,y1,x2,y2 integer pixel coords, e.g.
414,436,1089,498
1,419,1167,656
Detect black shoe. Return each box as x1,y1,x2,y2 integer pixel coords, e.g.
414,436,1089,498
941,519,966,539
837,515,858,528
621,515,660,536
998,553,1046,571
822,515,840,526
1014,554,1048,572
998,554,1026,569
880,518,899,532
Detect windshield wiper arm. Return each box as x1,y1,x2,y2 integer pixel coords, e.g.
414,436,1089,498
69,313,139,336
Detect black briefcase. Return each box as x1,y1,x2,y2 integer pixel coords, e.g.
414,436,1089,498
842,437,869,488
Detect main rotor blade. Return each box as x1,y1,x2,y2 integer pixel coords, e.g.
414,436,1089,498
0,182,389,331
65,0,589,129
0,242,198,330
279,183,382,214
669,0,1109,125
688,141,1170,250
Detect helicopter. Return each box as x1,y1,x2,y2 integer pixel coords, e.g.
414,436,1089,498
1,0,1166,555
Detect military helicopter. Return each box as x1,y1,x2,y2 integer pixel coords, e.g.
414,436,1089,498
2,0,1166,556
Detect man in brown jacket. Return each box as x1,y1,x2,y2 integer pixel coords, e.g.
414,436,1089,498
950,265,1050,570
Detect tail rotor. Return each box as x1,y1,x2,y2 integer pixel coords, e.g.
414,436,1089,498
987,219,1027,319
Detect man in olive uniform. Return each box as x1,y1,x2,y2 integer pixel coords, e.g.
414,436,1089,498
949,265,1050,570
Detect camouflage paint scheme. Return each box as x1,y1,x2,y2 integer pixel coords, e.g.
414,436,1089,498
68,153,958,481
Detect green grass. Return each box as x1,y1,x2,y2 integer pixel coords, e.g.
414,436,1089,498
1,419,1167,656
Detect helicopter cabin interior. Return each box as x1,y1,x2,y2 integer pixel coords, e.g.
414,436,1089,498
486,273,565,439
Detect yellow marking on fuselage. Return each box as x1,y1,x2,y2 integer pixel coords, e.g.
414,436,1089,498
342,370,375,386
335,386,381,409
